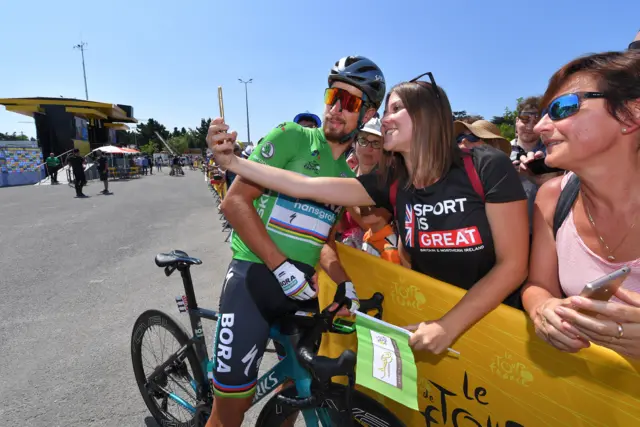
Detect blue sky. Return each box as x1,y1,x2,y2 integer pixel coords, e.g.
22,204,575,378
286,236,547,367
1,0,638,143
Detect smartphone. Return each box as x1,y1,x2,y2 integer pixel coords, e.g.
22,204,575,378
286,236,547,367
526,157,564,175
217,86,225,121
579,266,631,301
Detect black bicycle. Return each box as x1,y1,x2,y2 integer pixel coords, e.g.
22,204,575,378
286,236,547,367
131,250,405,426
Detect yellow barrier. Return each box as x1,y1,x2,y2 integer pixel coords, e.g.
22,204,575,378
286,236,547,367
318,244,640,427
213,181,227,201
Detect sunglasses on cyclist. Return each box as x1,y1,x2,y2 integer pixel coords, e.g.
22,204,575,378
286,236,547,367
517,112,540,124
356,136,382,149
541,92,605,121
456,133,480,144
324,88,364,113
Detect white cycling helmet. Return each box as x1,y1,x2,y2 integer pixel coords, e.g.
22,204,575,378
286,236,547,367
360,117,382,137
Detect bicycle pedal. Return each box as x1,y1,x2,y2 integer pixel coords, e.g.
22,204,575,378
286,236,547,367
175,295,188,313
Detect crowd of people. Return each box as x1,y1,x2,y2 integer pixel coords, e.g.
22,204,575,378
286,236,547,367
200,33,640,427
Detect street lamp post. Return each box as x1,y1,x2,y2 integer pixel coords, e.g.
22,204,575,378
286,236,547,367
238,78,252,145
73,41,89,100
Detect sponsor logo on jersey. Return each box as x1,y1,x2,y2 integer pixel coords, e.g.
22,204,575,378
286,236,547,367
215,314,235,374
267,197,340,246
304,160,321,174
261,142,274,159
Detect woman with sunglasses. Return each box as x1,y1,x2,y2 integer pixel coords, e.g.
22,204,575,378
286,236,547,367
521,50,640,358
209,73,529,355
454,120,512,156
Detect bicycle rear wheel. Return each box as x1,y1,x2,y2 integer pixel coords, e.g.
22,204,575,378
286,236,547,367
255,383,404,427
131,309,207,427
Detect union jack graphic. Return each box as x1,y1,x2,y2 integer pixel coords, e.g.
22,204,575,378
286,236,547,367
404,204,414,247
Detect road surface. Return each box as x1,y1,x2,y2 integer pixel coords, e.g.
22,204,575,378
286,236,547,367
0,170,280,426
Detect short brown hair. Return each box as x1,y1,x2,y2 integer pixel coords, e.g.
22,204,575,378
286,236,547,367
541,50,640,123
379,81,458,189
516,96,542,115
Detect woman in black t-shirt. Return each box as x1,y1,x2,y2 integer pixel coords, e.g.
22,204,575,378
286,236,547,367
208,75,529,355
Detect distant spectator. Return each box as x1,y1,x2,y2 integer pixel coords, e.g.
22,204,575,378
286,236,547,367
142,156,149,175
148,156,153,175
241,145,254,159
454,120,512,156
67,148,87,198
510,96,563,235
96,151,110,194
45,152,61,184
340,117,384,249
293,112,322,128
339,117,401,265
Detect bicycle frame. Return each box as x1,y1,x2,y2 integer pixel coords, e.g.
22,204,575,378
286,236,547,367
159,264,334,426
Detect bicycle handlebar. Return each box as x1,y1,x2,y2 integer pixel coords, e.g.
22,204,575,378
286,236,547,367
277,292,384,409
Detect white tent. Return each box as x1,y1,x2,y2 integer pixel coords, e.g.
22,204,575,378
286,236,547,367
91,145,127,154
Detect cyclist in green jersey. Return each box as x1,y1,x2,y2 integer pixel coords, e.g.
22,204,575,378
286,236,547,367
205,56,386,427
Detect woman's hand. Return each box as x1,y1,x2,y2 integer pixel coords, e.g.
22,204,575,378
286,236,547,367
406,320,456,355
533,297,590,353
554,288,640,358
206,118,238,168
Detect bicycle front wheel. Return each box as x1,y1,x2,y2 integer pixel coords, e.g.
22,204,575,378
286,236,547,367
255,383,405,427
131,309,207,427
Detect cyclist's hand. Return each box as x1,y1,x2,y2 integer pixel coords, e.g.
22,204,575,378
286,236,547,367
272,260,317,301
206,118,238,168
329,281,360,317
407,320,454,355
533,297,590,353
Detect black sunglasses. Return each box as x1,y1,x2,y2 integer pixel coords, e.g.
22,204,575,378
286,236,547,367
517,112,540,124
629,40,640,50
456,133,480,144
383,71,442,118
409,72,441,99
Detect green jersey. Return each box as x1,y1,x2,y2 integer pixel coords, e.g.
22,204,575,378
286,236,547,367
231,122,355,267
46,156,61,167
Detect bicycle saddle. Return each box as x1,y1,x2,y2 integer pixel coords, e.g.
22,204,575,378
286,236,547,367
155,250,202,267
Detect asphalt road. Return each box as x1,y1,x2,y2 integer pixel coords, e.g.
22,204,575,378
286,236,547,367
0,170,279,426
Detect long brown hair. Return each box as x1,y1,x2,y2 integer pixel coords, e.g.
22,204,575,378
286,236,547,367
378,81,459,189
541,50,640,124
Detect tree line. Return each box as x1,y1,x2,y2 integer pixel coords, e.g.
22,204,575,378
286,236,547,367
453,97,523,142
0,132,36,142
115,118,213,156
2,98,523,151
116,97,523,156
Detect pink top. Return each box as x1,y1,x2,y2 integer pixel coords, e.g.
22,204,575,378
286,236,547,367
557,173,640,300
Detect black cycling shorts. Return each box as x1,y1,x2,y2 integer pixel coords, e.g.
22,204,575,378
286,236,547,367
211,259,317,398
